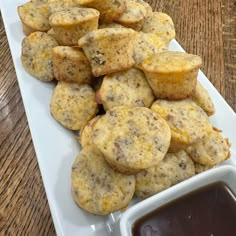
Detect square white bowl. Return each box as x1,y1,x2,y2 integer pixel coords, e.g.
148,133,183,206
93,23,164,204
120,165,236,236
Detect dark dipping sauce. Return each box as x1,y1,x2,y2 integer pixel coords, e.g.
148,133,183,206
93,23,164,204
132,182,236,236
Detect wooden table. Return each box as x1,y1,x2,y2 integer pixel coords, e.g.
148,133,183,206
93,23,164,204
0,0,235,235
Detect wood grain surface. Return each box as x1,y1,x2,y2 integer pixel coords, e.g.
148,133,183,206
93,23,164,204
0,0,235,235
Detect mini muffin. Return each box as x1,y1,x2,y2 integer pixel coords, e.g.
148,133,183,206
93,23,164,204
79,115,101,147
115,0,147,31
71,145,135,215
48,0,80,14
186,128,231,166
141,51,202,99
52,46,92,84
151,99,213,152
133,32,168,67
96,68,155,110
99,22,126,29
92,106,171,174
21,31,59,81
78,28,136,77
49,7,99,46
18,1,50,36
75,0,126,23
135,150,195,199
142,12,175,43
50,81,98,130
194,163,213,174
132,0,152,16
192,81,215,116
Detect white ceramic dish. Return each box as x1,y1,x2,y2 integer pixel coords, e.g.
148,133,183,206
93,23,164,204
1,1,236,236
120,165,236,236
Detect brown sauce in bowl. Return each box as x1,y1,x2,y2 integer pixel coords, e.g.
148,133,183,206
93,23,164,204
132,182,236,236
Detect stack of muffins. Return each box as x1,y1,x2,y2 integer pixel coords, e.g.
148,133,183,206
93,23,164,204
18,0,231,215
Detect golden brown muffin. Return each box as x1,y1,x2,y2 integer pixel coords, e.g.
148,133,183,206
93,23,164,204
49,7,99,46
78,28,136,77
48,0,80,14
75,0,126,23
96,68,155,110
141,51,202,99
142,11,175,42
79,115,101,147
71,145,135,215
50,81,98,130
52,46,92,84
151,99,213,152
21,31,59,81
133,32,168,67
115,0,147,31
132,0,152,16
18,1,50,36
92,106,171,174
135,150,195,199
186,128,231,166
192,81,215,116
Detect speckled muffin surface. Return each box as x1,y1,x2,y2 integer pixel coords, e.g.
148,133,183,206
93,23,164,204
151,99,213,152
133,32,168,67
96,68,155,110
78,28,136,77
186,128,230,166
48,0,79,14
135,150,195,199
142,12,176,42
50,81,97,130
92,106,171,174
194,162,213,174
115,0,147,31
76,0,126,23
18,1,50,35
49,7,99,45
192,81,215,116
71,145,135,215
21,31,59,81
132,0,152,16
79,115,101,147
52,46,92,84
141,51,202,99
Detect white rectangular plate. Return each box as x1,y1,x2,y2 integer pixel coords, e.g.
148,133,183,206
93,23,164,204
1,1,236,235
